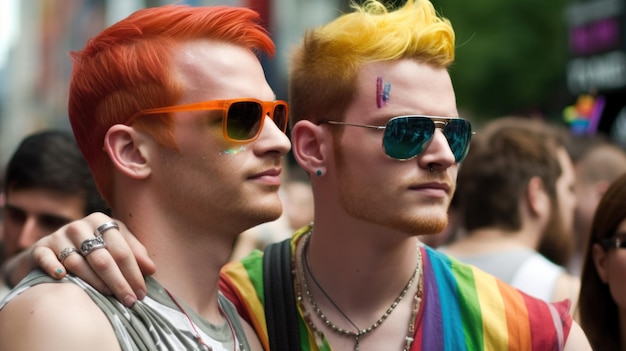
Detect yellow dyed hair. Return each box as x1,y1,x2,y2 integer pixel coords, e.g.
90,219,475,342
288,0,455,125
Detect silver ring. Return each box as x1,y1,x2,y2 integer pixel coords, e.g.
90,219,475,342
80,236,107,256
58,247,80,263
94,221,119,237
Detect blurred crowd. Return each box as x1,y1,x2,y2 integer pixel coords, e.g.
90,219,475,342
0,2,625,347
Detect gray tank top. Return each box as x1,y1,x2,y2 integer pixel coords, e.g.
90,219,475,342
0,270,250,351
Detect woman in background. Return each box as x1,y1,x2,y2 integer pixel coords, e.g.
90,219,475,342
579,172,626,350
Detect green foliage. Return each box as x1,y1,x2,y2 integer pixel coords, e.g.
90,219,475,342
431,0,571,124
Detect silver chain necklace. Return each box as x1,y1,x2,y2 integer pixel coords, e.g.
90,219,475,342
299,231,423,351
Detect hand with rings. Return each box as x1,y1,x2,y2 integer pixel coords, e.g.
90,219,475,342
59,221,116,260
58,248,80,264
80,236,107,256
94,221,119,237
25,212,156,306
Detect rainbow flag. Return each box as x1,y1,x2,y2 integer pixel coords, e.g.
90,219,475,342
417,247,570,350
220,229,572,351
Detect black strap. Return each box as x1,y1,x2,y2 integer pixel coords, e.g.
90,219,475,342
263,238,302,351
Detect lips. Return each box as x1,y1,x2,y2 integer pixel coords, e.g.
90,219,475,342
248,167,282,186
409,182,452,197
410,182,451,191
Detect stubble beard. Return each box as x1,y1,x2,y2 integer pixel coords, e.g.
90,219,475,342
251,186,284,222
337,185,449,235
537,202,574,266
335,152,449,235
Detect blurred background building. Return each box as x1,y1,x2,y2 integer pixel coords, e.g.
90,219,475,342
564,0,626,148
1,0,625,173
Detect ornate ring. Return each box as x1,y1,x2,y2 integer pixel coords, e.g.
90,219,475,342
94,221,119,237
80,236,107,256
58,247,80,264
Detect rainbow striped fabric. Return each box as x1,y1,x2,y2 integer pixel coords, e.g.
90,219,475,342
220,228,572,351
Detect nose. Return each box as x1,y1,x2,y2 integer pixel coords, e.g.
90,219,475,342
417,129,456,171
254,115,292,156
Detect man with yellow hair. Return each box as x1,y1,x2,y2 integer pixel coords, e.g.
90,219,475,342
11,0,590,349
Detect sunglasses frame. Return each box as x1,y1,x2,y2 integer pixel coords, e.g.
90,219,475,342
601,234,626,250
322,115,473,162
125,98,289,143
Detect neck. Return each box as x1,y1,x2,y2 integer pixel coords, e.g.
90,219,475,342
296,226,423,350
298,222,420,315
113,205,237,320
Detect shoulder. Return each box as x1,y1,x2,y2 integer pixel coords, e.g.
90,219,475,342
221,249,264,284
220,250,265,316
423,247,576,349
552,272,581,311
564,321,592,350
0,282,120,351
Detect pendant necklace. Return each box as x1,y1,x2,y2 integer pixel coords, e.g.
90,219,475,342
298,231,423,351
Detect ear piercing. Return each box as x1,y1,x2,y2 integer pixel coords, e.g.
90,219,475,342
316,169,323,177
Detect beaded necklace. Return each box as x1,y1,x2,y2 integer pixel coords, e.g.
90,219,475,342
298,231,423,351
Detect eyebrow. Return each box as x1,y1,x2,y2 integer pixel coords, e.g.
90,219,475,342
4,203,75,224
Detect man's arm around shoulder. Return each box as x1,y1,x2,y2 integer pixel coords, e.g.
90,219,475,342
0,283,120,351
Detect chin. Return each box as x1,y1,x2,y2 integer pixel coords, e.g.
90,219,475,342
372,214,447,236
252,201,283,223
411,220,447,235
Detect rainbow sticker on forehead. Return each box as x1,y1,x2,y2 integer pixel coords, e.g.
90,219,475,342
220,146,245,156
376,77,391,108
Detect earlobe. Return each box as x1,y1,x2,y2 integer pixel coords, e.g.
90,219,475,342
291,120,328,176
592,243,609,283
103,125,151,179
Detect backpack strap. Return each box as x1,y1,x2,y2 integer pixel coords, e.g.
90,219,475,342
263,238,302,351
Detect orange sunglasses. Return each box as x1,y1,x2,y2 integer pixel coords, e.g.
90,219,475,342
126,98,289,143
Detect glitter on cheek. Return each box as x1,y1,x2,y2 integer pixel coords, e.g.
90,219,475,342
376,77,391,108
219,146,246,156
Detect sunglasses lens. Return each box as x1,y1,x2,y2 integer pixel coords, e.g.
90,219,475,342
382,116,472,162
444,119,472,162
272,103,288,132
382,117,435,160
226,102,263,140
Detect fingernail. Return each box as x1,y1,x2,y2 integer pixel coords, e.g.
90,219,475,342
55,268,63,276
124,295,137,307
135,289,146,300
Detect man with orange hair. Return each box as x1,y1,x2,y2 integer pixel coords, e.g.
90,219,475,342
7,0,591,350
0,5,289,350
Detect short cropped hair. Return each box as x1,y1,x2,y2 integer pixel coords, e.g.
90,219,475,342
457,117,563,232
288,0,455,126
4,130,106,215
68,5,274,206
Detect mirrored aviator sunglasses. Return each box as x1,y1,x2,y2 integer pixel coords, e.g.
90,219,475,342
126,98,289,143
383,116,473,162
324,115,473,162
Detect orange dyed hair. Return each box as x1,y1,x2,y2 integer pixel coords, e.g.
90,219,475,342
68,5,274,206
